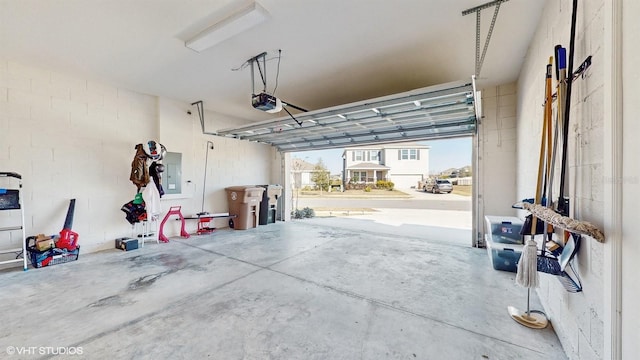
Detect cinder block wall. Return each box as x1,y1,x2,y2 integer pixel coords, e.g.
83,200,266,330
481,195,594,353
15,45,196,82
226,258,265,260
0,59,276,255
478,83,518,242
516,0,605,358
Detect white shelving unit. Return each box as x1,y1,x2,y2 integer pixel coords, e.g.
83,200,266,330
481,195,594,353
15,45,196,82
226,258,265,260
0,172,28,271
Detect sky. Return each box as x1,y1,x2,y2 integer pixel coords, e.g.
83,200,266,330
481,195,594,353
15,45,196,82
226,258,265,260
291,137,472,175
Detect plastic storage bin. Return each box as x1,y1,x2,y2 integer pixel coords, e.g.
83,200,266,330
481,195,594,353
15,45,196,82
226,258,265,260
485,216,524,272
0,189,20,210
225,186,264,230
26,236,80,268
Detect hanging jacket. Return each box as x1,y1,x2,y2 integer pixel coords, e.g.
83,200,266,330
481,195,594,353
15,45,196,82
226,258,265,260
149,161,165,197
142,181,161,221
130,144,150,190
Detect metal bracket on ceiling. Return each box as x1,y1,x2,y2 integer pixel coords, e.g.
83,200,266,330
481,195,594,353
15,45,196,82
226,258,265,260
191,100,217,135
248,52,268,95
462,0,509,77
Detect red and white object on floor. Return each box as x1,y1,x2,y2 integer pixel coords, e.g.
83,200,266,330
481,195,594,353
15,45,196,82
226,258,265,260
158,206,190,242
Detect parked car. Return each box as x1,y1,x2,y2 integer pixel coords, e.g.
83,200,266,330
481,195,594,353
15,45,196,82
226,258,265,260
423,179,453,194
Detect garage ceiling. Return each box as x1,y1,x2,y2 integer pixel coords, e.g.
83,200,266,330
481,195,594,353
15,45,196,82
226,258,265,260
0,0,544,131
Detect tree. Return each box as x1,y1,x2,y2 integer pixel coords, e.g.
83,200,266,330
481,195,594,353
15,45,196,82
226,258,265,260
311,158,331,192
291,157,310,210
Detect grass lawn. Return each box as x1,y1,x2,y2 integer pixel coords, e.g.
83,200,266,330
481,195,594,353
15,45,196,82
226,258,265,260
297,189,410,197
452,185,472,196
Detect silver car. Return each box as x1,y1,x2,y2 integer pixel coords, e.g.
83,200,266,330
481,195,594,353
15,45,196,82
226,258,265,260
424,179,453,194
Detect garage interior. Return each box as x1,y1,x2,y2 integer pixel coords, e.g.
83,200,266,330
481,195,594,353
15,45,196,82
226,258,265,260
0,0,637,359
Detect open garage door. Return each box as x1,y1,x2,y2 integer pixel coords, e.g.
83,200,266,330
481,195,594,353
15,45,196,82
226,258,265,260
216,80,479,152
218,79,481,247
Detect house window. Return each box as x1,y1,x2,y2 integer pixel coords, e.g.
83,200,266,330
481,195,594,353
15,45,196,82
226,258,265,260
400,149,418,160
352,171,366,182
354,151,364,161
370,151,379,161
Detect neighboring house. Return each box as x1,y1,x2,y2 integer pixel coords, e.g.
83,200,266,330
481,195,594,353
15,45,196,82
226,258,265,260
291,158,329,189
438,165,472,178
440,167,460,178
458,165,472,177
342,142,430,189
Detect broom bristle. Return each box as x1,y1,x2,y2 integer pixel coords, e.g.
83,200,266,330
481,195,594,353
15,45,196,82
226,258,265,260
516,238,539,288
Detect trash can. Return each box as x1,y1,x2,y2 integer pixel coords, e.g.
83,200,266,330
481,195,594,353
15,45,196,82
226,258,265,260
225,186,265,230
258,184,282,225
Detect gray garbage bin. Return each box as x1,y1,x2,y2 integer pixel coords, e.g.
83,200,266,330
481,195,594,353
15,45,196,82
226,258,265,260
258,185,282,225
225,186,264,230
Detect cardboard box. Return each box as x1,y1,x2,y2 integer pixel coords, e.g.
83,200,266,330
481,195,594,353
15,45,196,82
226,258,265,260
36,238,55,251
35,234,54,251
115,237,138,251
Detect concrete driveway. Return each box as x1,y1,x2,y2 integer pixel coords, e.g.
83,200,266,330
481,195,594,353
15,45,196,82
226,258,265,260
297,188,472,212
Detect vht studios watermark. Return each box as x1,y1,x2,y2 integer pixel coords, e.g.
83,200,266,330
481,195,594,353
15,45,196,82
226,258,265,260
6,346,83,356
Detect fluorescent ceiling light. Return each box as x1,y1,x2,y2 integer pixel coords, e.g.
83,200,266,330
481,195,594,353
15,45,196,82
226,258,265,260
186,1,269,52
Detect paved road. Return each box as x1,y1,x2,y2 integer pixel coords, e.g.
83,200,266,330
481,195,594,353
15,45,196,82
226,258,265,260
297,189,471,211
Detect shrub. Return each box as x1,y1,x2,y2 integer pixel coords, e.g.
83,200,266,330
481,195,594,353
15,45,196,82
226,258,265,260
364,186,372,192
291,209,304,219
302,207,315,218
292,207,315,219
375,180,394,190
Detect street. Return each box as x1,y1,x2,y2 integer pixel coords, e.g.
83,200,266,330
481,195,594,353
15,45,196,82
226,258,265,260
297,189,472,211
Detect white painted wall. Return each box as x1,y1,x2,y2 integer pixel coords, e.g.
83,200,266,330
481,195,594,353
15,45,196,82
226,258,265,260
516,0,605,358
478,83,518,235
344,146,382,168
621,0,640,357
383,146,429,179
0,59,278,256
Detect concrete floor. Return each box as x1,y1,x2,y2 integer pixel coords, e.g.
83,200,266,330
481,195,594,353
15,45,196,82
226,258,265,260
0,220,566,359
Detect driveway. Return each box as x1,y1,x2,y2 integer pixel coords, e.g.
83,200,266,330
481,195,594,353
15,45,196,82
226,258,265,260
295,188,473,246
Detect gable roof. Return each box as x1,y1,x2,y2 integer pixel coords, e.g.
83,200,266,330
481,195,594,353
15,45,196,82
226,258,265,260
291,158,317,171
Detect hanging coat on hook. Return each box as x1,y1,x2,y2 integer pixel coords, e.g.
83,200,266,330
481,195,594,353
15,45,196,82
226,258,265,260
149,161,165,197
130,144,150,191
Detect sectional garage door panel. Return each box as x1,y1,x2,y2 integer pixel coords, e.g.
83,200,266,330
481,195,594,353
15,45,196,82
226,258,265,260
216,80,478,152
